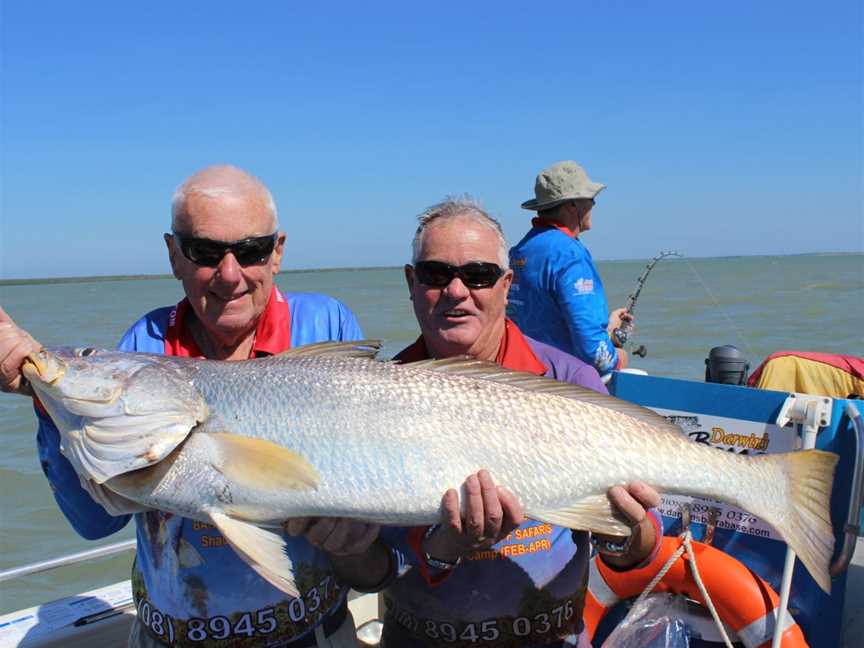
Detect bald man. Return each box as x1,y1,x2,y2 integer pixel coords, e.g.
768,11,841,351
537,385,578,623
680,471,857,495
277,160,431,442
0,166,375,647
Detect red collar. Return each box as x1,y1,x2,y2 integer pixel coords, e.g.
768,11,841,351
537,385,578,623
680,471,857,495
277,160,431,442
164,286,291,358
395,319,547,375
531,216,578,238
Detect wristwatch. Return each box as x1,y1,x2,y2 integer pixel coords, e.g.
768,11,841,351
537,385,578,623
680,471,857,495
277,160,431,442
423,524,462,571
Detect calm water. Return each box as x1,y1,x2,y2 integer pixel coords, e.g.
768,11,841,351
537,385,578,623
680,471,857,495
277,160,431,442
0,254,861,612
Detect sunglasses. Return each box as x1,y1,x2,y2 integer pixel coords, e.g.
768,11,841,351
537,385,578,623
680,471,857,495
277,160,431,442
413,260,505,289
171,232,278,267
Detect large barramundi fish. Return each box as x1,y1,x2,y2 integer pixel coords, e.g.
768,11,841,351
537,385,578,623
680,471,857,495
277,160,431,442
22,342,837,596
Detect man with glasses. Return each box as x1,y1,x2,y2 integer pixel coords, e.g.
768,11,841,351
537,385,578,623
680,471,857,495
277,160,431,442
0,165,376,647
335,197,661,647
508,160,633,376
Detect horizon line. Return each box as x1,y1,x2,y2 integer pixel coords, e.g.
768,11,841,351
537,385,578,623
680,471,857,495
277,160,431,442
0,250,860,286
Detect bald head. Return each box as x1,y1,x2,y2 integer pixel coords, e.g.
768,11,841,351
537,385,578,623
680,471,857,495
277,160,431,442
171,165,278,232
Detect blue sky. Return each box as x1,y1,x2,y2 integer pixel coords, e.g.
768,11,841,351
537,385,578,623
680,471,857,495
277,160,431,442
1,1,861,279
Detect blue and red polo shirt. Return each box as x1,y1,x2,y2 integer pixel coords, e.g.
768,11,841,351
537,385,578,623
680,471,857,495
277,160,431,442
380,320,659,648
35,288,363,646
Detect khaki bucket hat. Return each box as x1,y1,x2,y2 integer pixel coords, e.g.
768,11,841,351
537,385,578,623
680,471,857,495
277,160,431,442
521,160,606,211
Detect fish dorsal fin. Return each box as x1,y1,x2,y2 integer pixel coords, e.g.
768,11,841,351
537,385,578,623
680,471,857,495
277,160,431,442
209,512,298,597
404,357,678,431
274,339,382,360
207,433,320,491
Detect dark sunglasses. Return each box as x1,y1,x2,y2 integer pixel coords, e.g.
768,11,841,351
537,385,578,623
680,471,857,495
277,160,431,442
413,260,505,289
171,231,278,267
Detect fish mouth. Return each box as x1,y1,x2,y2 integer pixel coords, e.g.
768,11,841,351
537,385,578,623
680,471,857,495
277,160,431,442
22,349,65,385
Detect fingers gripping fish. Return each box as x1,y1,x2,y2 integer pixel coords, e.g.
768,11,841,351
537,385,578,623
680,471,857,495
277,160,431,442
22,342,838,597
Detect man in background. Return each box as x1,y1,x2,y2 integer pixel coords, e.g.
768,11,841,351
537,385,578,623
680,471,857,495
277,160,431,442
508,161,633,376
0,165,383,647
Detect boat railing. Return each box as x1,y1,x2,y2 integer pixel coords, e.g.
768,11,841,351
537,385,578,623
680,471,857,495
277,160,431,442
831,401,864,576
0,539,136,583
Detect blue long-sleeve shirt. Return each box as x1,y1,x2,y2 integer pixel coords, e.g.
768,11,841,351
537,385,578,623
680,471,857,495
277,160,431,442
508,227,620,375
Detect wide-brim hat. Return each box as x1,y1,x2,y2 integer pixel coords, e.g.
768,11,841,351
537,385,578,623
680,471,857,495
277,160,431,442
521,160,606,211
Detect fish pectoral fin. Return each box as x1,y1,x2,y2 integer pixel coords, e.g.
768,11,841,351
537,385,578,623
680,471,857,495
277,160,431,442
527,494,632,536
210,512,299,598
79,476,151,515
208,433,320,491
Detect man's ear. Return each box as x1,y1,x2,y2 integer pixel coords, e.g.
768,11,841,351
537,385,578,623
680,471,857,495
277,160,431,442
270,232,286,275
404,264,415,300
164,233,183,280
501,268,514,293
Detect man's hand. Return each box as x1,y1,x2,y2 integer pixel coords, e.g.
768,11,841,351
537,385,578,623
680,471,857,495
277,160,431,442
423,469,524,563
607,307,634,346
285,517,380,556
286,517,393,592
0,307,41,396
594,481,660,569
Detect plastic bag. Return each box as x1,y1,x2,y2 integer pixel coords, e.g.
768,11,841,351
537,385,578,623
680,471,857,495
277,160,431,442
601,593,690,648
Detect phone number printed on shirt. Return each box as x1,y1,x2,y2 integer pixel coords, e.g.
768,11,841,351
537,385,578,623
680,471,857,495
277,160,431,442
387,598,577,645
137,575,341,645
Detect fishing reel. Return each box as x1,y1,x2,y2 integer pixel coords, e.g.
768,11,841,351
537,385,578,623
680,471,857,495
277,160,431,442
612,321,647,358
611,322,631,347
612,250,683,363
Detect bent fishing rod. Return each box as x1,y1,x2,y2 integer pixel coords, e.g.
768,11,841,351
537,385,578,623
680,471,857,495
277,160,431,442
612,250,683,357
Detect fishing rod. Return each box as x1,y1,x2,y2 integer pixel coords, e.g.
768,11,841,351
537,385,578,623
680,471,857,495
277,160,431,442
612,250,683,357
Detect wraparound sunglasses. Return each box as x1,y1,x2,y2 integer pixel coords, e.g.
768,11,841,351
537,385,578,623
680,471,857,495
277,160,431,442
171,231,278,267
413,260,505,289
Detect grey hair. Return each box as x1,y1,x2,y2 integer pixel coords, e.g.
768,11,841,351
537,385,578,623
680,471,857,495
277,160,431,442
170,168,279,230
411,196,509,268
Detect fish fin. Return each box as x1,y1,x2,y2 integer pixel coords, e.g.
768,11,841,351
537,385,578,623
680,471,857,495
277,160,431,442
208,433,320,491
273,340,382,360
79,476,151,515
766,449,838,593
209,512,298,597
404,358,681,433
527,494,632,536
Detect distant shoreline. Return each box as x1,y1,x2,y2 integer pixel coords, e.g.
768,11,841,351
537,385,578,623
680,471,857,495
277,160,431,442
0,266,402,287
0,252,859,286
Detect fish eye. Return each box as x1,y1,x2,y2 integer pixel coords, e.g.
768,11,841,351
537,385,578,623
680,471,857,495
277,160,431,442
79,348,97,357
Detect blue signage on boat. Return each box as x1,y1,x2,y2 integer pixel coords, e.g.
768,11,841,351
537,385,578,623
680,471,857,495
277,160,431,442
608,372,859,648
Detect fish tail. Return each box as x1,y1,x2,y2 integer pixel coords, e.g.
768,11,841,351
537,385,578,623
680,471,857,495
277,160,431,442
769,448,838,593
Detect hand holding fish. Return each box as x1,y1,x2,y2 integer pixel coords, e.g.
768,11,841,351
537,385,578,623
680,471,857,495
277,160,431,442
285,517,381,556
0,307,41,396
286,517,395,593
422,469,524,564
593,481,661,569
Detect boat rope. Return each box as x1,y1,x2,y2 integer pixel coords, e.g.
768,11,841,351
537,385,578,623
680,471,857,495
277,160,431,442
624,529,735,648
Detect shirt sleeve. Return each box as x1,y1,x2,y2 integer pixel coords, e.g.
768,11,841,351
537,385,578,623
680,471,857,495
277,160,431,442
335,301,364,341
553,257,619,375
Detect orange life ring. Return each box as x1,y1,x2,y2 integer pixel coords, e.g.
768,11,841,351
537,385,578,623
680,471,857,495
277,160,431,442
583,536,808,648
